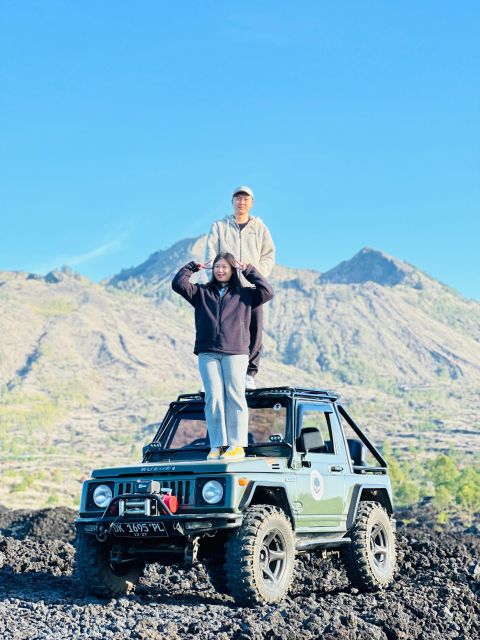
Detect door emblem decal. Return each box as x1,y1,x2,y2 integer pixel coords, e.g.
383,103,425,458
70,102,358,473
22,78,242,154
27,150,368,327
310,470,324,501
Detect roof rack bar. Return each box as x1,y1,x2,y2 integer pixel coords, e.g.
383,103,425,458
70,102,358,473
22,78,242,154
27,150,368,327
176,387,337,402
249,387,337,399
176,392,205,401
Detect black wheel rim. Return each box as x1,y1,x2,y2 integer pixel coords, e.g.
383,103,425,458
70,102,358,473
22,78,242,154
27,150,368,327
258,528,287,589
369,522,390,576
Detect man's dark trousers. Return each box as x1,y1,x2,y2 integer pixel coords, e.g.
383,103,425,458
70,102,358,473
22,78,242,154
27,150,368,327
248,305,263,377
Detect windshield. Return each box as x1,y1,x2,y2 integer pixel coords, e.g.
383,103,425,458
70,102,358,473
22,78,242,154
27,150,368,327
158,397,288,452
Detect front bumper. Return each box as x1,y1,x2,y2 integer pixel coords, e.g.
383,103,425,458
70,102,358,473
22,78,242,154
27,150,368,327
75,512,242,539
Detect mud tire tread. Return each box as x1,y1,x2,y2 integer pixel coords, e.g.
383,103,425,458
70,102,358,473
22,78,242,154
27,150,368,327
343,500,396,592
75,531,144,598
224,504,295,606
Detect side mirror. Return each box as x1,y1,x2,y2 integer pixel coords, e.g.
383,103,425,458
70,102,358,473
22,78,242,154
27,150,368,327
297,427,325,453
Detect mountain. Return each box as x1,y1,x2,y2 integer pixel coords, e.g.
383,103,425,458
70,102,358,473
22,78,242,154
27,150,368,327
107,236,207,294
1,242,480,509
107,237,480,386
318,247,423,288
0,265,320,509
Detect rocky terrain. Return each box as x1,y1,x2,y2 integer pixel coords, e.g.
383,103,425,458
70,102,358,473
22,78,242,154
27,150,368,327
0,505,478,639
1,238,480,509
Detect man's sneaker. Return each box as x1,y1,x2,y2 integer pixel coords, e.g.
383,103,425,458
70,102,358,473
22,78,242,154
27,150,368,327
207,448,223,460
221,446,245,460
246,374,256,389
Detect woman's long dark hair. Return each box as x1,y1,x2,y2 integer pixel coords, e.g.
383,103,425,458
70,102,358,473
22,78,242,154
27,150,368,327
209,252,242,289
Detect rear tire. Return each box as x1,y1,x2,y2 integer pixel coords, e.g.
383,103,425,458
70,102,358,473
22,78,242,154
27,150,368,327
343,501,396,591
75,531,145,598
224,505,295,605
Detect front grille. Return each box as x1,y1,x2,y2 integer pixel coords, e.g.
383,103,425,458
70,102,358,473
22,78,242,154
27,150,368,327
117,481,134,495
116,479,193,506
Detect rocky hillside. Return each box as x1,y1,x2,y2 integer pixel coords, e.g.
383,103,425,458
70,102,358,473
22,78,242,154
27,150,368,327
107,236,480,453
1,240,480,509
0,266,322,509
0,505,478,639
108,237,480,387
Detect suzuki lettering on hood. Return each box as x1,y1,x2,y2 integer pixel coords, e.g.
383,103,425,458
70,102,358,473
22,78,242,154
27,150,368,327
140,466,176,472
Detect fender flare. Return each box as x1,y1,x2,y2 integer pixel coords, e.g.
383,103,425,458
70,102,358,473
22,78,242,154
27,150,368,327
239,481,295,527
346,484,394,529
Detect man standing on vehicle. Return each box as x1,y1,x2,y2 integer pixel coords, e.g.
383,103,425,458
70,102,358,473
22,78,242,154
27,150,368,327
205,186,275,389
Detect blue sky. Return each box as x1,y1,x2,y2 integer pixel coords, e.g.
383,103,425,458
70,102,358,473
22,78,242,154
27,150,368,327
1,1,479,297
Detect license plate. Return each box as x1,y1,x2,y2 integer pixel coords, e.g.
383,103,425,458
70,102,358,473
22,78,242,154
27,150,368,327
110,521,168,538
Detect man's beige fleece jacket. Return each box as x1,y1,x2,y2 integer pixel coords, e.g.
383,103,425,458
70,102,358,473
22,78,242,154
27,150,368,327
205,215,275,285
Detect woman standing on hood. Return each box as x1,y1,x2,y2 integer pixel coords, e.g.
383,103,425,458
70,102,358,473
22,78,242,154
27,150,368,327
172,252,274,460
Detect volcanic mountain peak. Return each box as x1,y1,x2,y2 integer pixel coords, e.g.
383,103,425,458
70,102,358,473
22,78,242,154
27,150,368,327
107,236,206,287
107,239,424,293
318,247,422,288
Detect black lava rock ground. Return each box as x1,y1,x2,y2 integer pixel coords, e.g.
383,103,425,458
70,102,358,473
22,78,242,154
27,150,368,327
0,504,478,640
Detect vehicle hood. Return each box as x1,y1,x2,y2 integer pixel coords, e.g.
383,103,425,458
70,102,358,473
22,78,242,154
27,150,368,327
91,456,286,478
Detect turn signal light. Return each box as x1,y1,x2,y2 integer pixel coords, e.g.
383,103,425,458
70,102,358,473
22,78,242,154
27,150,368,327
238,478,248,486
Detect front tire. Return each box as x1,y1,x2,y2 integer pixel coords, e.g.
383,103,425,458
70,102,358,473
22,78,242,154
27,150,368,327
75,531,145,598
343,501,396,591
202,537,229,594
224,505,295,605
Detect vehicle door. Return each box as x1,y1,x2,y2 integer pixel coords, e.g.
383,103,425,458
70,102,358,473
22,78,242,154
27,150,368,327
294,402,348,532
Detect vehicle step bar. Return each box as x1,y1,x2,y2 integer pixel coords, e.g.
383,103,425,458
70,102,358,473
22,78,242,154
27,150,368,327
295,534,351,551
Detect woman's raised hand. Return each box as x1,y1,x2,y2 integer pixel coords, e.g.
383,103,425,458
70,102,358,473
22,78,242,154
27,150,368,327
196,260,212,270
235,259,249,271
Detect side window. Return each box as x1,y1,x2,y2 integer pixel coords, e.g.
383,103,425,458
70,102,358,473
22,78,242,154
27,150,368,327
298,405,335,454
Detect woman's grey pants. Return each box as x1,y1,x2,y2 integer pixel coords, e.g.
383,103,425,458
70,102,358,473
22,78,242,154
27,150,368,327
198,352,249,448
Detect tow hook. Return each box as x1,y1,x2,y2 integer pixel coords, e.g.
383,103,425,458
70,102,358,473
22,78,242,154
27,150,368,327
184,538,200,567
95,524,108,542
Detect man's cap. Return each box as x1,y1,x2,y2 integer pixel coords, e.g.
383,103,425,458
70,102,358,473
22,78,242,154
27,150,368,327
232,185,254,199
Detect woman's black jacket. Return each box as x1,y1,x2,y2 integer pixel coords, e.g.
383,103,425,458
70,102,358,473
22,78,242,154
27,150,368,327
172,261,274,355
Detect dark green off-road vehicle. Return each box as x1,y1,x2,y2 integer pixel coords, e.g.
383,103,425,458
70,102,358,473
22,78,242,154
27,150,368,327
75,387,396,605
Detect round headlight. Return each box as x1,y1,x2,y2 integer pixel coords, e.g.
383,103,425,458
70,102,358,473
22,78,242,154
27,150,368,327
93,484,113,508
201,480,224,504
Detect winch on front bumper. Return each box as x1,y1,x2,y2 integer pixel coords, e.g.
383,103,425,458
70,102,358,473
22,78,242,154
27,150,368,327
75,492,242,540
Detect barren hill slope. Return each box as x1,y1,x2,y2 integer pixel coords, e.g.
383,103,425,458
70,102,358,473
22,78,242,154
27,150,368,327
107,237,480,466
0,267,320,509
1,241,479,509
108,237,480,387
